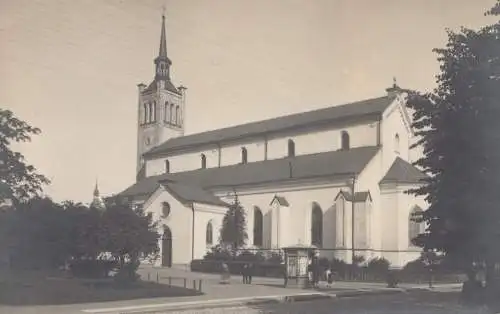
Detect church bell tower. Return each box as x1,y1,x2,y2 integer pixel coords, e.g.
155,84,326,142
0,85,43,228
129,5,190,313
136,12,186,180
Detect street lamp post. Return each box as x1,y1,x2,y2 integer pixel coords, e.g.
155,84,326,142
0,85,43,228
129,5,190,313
351,174,356,264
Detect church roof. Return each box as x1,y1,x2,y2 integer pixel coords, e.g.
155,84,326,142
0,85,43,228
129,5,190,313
144,96,394,157
120,146,380,201
379,157,428,184
162,181,229,207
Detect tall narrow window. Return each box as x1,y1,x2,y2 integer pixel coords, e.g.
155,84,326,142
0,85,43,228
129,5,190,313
175,105,180,126
241,147,248,164
341,131,350,150
394,133,400,154
201,154,207,169
288,139,295,157
253,207,263,247
170,104,174,123
148,102,154,123
206,221,213,245
153,101,156,122
164,102,169,122
409,206,424,246
143,103,149,124
165,159,170,173
311,203,323,247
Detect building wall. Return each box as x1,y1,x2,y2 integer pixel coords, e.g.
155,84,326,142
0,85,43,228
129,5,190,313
145,121,379,177
142,187,193,266
192,204,225,261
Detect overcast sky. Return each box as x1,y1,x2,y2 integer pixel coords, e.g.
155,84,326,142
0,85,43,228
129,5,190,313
0,0,496,203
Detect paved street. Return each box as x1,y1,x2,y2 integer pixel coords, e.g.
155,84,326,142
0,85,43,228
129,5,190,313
157,291,494,314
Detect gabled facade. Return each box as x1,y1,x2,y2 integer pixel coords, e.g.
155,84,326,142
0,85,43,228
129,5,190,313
118,14,429,268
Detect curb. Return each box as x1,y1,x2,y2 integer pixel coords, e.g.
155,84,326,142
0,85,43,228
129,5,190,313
119,290,407,313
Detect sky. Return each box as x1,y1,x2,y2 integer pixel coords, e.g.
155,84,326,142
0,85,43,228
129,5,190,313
0,0,497,204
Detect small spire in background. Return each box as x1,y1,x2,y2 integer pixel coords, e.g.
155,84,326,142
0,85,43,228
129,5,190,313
393,76,398,88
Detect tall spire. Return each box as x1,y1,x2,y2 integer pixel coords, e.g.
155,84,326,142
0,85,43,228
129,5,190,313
93,179,100,197
154,7,172,81
159,7,167,59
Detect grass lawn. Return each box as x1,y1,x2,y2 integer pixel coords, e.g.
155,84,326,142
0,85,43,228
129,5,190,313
0,269,203,306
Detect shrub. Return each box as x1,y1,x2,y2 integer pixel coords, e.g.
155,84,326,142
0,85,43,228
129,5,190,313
113,260,140,285
68,259,118,278
367,257,390,273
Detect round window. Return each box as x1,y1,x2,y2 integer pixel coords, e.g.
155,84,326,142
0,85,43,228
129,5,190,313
162,202,171,217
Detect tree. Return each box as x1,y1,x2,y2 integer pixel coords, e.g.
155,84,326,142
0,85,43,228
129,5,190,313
101,202,160,281
0,109,49,202
406,0,500,292
219,194,248,250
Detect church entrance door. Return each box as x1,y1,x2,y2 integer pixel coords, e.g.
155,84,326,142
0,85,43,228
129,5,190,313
162,226,172,267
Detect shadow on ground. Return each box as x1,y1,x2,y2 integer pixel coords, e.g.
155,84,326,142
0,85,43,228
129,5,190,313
244,291,495,314
0,274,203,306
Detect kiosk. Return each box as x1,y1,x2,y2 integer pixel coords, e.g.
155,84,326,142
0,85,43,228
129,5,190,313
283,244,318,288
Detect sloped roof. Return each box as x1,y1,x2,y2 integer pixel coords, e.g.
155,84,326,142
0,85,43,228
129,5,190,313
145,96,394,157
120,146,380,200
270,195,290,207
379,157,428,184
335,190,372,202
162,181,229,207
142,79,181,95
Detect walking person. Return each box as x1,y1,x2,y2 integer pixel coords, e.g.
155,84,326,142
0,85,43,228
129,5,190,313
325,268,334,288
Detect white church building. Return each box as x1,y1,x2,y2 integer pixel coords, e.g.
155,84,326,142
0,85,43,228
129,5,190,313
118,14,428,269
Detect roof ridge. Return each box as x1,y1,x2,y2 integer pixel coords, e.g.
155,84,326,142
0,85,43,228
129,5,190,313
145,95,394,156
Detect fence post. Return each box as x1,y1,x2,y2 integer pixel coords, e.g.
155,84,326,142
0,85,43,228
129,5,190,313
193,279,196,290
147,273,150,281
168,276,171,286
198,279,202,292
183,278,187,288
156,272,159,283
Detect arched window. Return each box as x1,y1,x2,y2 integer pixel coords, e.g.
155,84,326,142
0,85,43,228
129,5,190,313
143,103,149,124
253,207,263,247
165,159,170,173
341,131,350,150
311,202,323,247
201,154,207,169
175,105,180,125
288,139,295,157
206,221,213,245
162,202,171,218
241,147,248,164
148,102,154,123
170,104,174,123
394,133,400,154
164,102,169,122
152,101,157,122
409,206,424,246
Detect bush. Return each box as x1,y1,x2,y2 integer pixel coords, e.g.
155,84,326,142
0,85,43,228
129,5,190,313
113,260,140,285
367,258,390,273
68,259,118,278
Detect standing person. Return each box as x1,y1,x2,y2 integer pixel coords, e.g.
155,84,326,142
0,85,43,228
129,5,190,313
242,263,249,284
326,268,334,288
247,262,254,284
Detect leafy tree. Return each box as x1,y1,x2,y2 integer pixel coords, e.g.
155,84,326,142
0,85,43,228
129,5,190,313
101,202,160,281
219,194,248,250
0,109,49,202
406,0,500,291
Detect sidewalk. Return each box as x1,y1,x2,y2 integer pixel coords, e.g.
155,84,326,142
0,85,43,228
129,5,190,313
0,266,463,314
